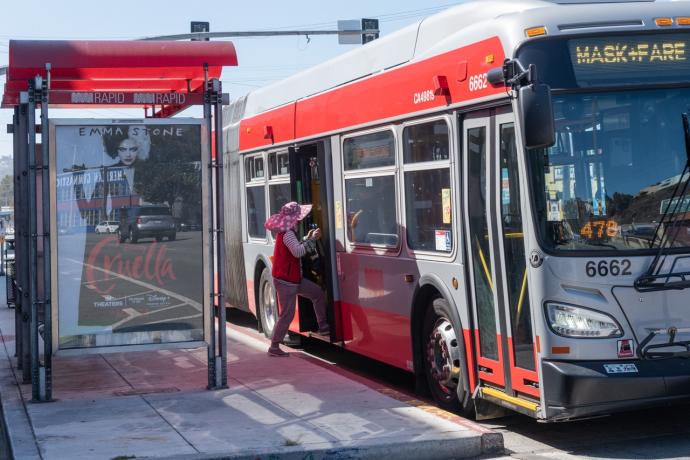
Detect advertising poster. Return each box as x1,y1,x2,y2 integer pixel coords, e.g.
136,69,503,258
52,120,206,350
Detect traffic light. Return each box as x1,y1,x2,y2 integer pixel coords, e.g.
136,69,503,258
361,18,379,44
191,21,210,41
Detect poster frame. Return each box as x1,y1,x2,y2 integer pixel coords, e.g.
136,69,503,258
49,118,210,355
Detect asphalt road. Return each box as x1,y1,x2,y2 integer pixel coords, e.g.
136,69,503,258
227,308,690,460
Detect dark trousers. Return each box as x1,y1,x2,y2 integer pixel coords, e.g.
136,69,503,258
271,277,327,348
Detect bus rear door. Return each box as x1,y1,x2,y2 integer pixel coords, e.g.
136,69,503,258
288,143,338,341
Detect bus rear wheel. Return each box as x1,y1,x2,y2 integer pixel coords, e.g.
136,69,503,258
422,298,473,416
258,269,279,339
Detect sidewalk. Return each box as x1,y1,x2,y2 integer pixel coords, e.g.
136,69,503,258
0,289,502,459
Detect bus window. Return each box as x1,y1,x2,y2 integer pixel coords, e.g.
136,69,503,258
343,130,398,248
245,155,266,239
403,120,449,163
268,152,291,217
343,131,395,171
403,120,452,252
345,176,398,247
268,183,291,217
269,151,290,177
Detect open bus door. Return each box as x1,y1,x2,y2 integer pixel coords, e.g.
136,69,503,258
462,108,540,416
288,143,337,342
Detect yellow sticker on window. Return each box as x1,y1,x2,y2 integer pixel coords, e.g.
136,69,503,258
335,200,343,229
442,188,452,224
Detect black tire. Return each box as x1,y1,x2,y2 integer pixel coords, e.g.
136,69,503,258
129,228,138,244
118,230,126,244
258,268,279,339
168,232,176,241
422,298,474,416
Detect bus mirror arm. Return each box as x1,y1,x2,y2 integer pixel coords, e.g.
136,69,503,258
488,59,555,149
487,59,536,89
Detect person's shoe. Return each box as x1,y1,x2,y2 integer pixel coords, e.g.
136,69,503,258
316,326,330,336
267,346,290,357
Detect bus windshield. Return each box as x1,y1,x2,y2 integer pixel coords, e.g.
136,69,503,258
528,88,690,252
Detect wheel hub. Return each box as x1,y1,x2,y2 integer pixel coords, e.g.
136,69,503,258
426,318,461,394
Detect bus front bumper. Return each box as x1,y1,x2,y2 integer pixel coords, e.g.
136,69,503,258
542,358,690,421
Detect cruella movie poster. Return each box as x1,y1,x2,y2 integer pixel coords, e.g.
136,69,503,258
53,121,205,349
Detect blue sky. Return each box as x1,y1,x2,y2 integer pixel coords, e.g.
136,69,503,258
0,0,466,157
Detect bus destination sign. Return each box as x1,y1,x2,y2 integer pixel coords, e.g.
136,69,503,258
568,34,690,86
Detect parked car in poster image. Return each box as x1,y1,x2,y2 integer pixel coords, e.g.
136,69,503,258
95,221,119,234
118,205,176,243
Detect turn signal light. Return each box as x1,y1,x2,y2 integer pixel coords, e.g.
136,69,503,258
655,17,673,26
677,17,690,26
525,26,547,37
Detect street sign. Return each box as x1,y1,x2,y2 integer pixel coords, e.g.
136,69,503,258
338,20,361,45
361,18,380,44
191,22,210,41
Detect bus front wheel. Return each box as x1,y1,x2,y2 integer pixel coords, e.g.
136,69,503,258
422,298,473,416
258,269,279,339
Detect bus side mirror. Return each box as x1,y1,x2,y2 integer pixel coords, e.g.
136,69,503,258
519,82,555,149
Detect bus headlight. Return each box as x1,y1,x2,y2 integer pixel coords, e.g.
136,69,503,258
546,303,622,338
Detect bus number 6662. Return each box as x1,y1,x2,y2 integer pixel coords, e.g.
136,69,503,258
585,259,632,277
468,73,488,92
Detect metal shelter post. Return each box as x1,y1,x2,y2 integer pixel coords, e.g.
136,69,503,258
203,64,218,389
212,78,227,388
11,108,21,359
26,78,40,401
25,72,51,402
16,99,31,383
40,64,52,401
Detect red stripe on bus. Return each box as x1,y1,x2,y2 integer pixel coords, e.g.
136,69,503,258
340,301,412,371
246,280,256,315
474,329,505,386
239,37,505,151
507,337,540,398
462,329,477,392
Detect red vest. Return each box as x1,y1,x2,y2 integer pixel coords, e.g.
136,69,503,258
272,232,301,283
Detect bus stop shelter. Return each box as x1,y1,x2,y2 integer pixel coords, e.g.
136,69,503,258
2,39,237,401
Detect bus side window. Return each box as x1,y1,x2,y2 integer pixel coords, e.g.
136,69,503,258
245,155,267,239
402,120,452,253
342,129,398,248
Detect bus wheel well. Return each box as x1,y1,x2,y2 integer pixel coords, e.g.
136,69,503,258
411,285,443,387
254,260,267,333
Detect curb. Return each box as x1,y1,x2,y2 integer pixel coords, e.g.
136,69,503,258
0,327,41,459
161,435,487,460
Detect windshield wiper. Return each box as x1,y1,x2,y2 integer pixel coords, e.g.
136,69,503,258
635,112,690,292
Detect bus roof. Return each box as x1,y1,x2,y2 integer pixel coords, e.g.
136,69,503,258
228,0,689,123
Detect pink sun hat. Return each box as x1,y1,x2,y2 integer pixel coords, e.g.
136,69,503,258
264,201,312,233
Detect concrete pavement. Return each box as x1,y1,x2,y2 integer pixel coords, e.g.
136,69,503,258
0,288,502,459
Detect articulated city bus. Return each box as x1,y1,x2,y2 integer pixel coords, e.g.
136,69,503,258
223,0,690,421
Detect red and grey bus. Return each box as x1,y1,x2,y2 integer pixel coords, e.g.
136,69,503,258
223,0,690,421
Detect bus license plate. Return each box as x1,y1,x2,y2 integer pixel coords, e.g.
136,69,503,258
603,363,638,374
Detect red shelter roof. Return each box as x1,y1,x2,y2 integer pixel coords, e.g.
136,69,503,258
2,40,238,110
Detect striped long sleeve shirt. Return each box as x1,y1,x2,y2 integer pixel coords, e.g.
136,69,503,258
283,230,309,258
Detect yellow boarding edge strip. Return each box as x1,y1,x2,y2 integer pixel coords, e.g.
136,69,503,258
482,387,539,412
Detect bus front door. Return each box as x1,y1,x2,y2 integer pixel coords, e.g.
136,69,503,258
288,143,337,341
463,109,539,411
